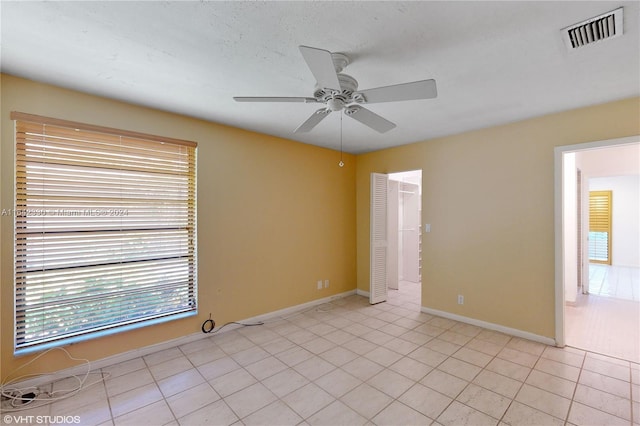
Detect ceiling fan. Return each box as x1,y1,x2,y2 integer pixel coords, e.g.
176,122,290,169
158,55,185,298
234,45,437,134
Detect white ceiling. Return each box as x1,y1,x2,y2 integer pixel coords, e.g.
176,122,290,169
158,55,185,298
1,1,639,154
578,142,640,177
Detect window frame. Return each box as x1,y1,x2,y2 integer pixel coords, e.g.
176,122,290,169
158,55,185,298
12,112,198,355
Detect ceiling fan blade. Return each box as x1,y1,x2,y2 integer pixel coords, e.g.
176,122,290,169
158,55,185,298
345,106,396,133
294,108,332,133
299,45,341,91
234,96,318,103
358,79,437,104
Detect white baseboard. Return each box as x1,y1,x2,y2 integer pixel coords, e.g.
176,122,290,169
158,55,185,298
356,289,370,297
4,290,356,391
244,290,356,323
420,306,556,346
353,291,553,346
2,332,207,393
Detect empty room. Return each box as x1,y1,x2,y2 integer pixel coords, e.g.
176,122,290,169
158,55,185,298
1,2,639,425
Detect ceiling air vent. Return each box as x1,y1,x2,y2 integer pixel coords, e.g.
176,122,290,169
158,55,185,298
562,7,624,50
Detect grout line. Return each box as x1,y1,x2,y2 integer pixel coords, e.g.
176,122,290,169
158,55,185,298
492,336,526,426
566,343,636,365
101,369,116,426
564,349,587,426
630,367,635,426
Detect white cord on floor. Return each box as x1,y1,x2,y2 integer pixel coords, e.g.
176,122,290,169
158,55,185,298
1,347,109,411
272,301,335,322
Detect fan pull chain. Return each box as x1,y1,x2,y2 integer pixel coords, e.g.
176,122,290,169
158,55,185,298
339,112,345,168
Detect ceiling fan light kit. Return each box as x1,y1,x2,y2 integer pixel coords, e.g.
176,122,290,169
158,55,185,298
234,45,438,136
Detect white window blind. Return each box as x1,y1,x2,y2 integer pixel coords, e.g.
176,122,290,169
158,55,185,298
13,112,197,353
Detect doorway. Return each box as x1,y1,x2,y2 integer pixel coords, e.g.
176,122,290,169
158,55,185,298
555,137,640,362
388,170,422,305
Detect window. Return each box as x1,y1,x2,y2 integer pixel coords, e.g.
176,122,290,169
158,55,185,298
588,190,612,265
13,112,197,354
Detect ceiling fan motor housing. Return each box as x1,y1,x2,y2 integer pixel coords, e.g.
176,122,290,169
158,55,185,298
331,52,350,73
314,74,364,111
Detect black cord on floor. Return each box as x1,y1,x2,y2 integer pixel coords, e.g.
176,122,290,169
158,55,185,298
201,314,264,334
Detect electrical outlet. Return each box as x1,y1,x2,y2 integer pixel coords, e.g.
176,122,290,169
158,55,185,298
317,280,323,290
324,279,329,288
457,295,464,305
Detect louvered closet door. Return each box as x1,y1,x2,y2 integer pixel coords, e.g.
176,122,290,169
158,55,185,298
589,190,612,265
370,173,388,304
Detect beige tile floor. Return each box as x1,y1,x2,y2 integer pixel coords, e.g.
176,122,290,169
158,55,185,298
566,265,640,362
4,283,639,426
588,265,640,301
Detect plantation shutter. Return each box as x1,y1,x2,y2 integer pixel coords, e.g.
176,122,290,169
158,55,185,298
588,190,611,265
13,112,197,353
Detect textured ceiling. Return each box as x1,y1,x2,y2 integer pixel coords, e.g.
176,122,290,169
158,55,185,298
1,1,639,153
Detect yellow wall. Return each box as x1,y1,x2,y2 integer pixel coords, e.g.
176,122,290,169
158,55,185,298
356,97,640,338
0,75,356,380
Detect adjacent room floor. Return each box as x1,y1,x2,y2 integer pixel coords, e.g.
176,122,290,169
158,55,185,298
566,264,640,363
4,285,639,425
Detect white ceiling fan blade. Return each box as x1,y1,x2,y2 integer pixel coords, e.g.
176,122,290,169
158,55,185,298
234,96,318,103
358,79,437,104
345,106,396,133
294,108,331,133
299,45,341,91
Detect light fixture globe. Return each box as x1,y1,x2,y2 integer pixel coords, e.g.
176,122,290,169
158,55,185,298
327,97,345,111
